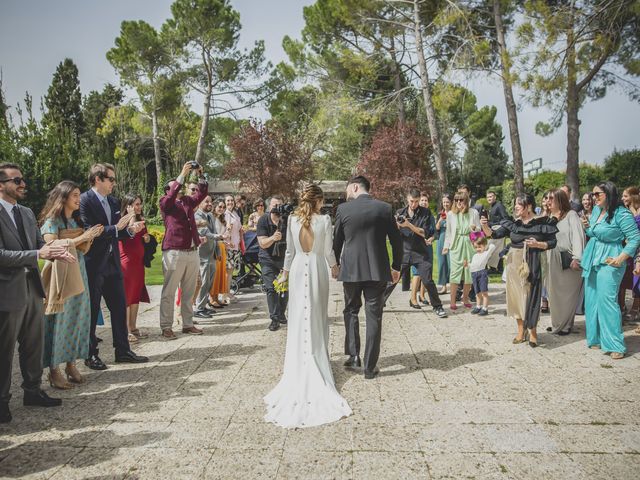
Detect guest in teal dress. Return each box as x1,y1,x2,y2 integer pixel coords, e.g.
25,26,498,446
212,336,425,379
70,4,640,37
39,181,103,388
581,181,640,359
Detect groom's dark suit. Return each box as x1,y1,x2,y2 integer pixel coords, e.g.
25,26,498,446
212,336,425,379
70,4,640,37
333,194,403,374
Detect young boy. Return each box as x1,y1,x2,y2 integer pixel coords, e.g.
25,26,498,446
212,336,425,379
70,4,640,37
469,237,495,316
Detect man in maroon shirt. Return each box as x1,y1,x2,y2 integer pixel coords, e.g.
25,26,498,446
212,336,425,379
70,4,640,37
159,162,208,339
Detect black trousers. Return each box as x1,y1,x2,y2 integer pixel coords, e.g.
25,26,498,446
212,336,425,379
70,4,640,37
343,281,386,373
260,259,288,322
0,277,43,403
383,259,442,308
87,256,130,356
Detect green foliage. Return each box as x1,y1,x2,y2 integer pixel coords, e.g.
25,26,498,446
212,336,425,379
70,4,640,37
603,148,640,188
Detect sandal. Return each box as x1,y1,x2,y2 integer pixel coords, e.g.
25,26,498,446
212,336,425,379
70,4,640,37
48,369,73,390
589,345,601,350
610,352,625,360
65,363,86,384
449,304,457,311
131,329,148,339
128,333,139,343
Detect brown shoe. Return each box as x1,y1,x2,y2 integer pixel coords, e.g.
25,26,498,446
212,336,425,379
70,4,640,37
182,326,203,335
162,328,177,340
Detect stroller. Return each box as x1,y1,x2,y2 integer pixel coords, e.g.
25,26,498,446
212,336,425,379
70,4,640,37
230,230,262,295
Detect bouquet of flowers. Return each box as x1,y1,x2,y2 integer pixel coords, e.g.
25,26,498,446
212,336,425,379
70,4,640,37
273,272,289,295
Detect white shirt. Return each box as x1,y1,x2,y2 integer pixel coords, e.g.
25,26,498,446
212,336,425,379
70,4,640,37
469,244,496,273
0,197,18,228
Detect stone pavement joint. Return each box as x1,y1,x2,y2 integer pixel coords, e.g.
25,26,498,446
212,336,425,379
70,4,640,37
1,281,640,479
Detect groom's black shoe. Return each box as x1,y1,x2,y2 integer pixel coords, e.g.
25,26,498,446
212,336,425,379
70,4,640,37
0,402,11,423
268,320,280,331
23,390,62,407
364,367,380,380
343,356,361,368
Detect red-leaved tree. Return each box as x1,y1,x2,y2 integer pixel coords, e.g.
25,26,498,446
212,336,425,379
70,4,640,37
224,120,314,199
356,122,434,204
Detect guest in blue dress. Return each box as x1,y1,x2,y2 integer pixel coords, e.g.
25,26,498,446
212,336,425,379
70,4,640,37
39,181,103,388
435,194,452,294
581,182,640,359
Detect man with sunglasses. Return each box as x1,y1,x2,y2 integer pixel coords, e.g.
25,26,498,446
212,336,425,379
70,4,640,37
80,163,148,370
0,163,77,423
158,162,209,339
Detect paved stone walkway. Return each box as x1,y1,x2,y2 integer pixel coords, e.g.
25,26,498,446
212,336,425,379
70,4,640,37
1,281,639,479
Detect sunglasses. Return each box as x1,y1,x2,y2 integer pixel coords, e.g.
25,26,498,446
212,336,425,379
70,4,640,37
454,198,465,202
104,176,116,183
256,204,264,207
591,191,604,198
189,188,198,192
0,176,26,185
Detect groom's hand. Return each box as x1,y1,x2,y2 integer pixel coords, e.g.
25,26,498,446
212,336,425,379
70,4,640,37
331,264,340,279
391,268,401,284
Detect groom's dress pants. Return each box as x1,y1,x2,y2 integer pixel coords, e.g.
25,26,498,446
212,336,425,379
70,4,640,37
343,281,386,372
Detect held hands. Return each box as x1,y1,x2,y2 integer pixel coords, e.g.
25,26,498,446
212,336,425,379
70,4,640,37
442,248,449,255
331,264,340,279
425,236,434,246
570,259,581,271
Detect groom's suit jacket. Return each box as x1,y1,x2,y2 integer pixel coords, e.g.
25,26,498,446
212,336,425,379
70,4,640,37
333,194,403,283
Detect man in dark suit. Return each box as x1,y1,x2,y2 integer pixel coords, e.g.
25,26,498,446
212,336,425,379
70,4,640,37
80,163,148,370
333,176,403,379
0,163,75,423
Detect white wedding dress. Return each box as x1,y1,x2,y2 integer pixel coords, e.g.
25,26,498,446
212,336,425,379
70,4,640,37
264,214,352,428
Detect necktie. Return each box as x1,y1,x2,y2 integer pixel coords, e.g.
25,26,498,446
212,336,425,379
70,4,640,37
101,198,112,224
12,205,30,248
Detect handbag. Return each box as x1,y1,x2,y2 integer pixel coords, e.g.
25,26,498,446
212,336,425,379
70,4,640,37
517,244,530,284
560,250,573,270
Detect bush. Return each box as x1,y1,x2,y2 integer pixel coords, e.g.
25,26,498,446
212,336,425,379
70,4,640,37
147,225,165,245
603,148,640,189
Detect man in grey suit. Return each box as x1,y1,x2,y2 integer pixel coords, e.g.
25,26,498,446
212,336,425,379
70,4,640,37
0,163,76,423
194,195,222,318
333,176,403,379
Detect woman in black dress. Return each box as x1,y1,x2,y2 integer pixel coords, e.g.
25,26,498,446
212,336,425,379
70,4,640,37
481,194,558,347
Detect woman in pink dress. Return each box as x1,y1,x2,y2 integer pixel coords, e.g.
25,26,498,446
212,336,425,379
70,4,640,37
119,194,151,343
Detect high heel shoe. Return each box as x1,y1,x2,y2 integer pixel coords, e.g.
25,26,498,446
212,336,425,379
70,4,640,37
512,330,528,344
418,294,429,306
48,369,74,390
409,300,422,309
65,364,86,384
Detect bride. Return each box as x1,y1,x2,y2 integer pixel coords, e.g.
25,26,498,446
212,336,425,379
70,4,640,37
264,184,352,428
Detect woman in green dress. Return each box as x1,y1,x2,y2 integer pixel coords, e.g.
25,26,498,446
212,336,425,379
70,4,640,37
581,181,640,359
40,181,103,388
443,191,480,310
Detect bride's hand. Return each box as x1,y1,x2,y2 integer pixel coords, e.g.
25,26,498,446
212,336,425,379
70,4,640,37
280,270,289,282
331,264,340,279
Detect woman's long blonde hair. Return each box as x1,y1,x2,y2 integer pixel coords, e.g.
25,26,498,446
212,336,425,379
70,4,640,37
295,184,324,228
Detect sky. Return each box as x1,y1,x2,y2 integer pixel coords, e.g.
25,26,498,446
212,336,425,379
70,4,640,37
1,0,638,172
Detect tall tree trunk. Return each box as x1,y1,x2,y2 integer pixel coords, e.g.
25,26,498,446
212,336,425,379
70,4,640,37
494,0,524,197
195,79,213,165
565,20,580,200
413,0,447,193
151,107,162,189
390,37,405,125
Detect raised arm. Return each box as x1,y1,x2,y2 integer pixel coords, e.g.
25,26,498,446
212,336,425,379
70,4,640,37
386,206,403,272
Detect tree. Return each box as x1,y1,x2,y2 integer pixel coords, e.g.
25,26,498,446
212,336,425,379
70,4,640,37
82,84,124,163
603,148,640,188
519,0,640,199
107,20,179,187
356,121,433,203
224,120,314,199
166,0,275,166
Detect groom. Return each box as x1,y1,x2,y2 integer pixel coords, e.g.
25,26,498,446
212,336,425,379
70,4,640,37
333,176,403,379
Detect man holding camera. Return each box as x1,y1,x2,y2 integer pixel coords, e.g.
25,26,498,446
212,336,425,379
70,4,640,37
159,161,208,339
257,195,289,332
383,188,447,318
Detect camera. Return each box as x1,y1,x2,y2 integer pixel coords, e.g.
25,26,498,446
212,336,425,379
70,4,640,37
396,214,406,223
271,203,294,217
190,161,200,169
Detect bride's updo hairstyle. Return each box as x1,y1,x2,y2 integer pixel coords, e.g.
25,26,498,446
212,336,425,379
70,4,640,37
295,183,324,229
